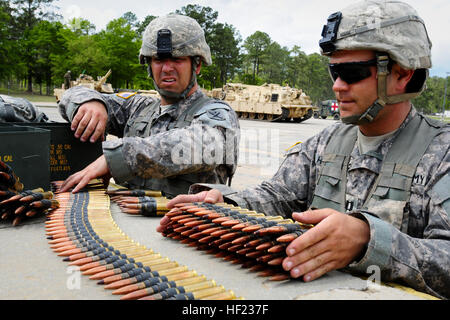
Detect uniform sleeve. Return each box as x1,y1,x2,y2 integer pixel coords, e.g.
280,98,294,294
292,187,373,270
226,147,310,218
103,106,240,183
347,131,450,299
58,87,155,138
58,86,108,123
226,126,338,218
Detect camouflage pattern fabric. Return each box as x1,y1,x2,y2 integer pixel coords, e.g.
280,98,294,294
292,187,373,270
221,107,449,299
58,86,240,196
0,94,49,123
322,0,432,70
139,14,212,66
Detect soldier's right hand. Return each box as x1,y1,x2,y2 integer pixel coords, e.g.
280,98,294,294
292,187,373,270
71,101,108,143
156,189,224,234
58,155,111,194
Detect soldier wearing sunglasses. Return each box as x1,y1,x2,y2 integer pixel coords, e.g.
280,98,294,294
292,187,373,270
158,0,449,299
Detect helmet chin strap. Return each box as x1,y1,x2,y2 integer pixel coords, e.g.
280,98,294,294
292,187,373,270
341,53,423,125
147,57,200,104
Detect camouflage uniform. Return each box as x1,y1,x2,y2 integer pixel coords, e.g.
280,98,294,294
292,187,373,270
0,94,49,123
59,14,240,198
58,86,240,198
198,108,448,299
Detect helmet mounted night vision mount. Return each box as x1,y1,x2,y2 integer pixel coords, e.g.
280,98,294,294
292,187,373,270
319,12,342,54
157,29,172,59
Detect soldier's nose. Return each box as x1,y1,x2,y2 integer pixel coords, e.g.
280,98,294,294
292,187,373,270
161,60,176,72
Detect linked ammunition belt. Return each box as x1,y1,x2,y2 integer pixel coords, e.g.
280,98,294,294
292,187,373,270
162,202,312,281
46,182,238,300
1,159,59,226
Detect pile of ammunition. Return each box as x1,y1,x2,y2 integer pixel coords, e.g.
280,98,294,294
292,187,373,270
161,202,313,281
107,189,170,217
0,160,59,226
46,183,239,300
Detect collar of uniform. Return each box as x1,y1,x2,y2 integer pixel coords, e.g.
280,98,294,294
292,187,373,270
348,146,381,174
173,88,204,119
159,103,176,116
348,106,417,173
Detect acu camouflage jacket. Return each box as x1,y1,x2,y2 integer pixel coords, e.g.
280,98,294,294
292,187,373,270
58,86,240,198
219,107,449,299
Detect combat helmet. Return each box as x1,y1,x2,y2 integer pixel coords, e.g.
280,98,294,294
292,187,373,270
139,14,212,101
319,0,432,125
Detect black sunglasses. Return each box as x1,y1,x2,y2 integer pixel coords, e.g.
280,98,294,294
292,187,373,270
328,58,377,84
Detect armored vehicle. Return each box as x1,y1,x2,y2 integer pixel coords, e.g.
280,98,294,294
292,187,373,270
313,99,340,120
54,70,114,102
211,83,315,122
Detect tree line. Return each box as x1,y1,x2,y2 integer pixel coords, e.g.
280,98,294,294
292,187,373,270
0,0,448,112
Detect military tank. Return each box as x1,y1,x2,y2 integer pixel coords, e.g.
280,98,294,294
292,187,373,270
210,83,315,122
53,70,114,102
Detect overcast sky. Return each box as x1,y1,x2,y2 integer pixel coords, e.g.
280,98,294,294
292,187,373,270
54,0,450,78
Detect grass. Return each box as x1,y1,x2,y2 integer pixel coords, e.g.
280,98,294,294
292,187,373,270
428,115,450,123
0,87,57,103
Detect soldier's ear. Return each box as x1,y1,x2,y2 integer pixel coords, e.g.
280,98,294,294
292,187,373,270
390,64,414,94
195,60,202,75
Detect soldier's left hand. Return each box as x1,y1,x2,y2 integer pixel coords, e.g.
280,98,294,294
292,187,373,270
58,155,111,194
282,209,370,282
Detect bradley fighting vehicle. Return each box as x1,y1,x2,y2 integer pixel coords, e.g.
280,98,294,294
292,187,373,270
54,70,114,103
209,83,315,122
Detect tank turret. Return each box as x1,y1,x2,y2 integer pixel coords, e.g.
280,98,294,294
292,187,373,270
54,70,114,102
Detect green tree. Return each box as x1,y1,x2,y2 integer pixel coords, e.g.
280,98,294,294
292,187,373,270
261,42,290,85
0,1,20,82
97,18,142,89
206,22,242,88
121,11,138,29
30,20,65,95
50,22,108,86
175,4,218,39
286,46,307,88
243,31,271,84
175,4,242,89
50,24,78,85
10,0,60,92
413,76,449,114
300,53,334,104
135,14,157,38
67,17,96,36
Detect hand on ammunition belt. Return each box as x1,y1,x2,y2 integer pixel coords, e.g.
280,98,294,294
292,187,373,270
47,187,238,300
161,202,314,281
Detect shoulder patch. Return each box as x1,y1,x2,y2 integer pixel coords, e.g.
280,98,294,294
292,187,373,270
116,92,137,99
206,109,226,121
193,101,231,116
